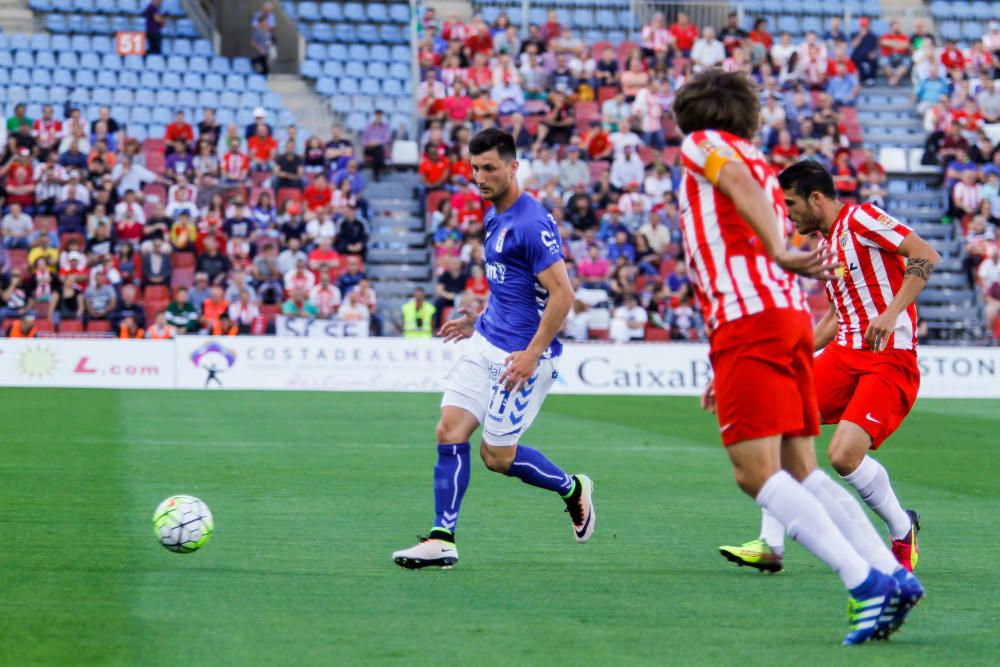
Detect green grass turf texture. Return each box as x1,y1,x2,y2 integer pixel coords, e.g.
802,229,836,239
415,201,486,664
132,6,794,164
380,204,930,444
1,389,997,666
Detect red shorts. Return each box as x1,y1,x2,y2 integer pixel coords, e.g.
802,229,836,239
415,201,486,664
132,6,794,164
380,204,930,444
813,343,920,449
709,308,820,446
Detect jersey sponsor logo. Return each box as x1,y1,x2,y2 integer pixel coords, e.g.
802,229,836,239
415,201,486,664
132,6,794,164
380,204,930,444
540,230,560,254
485,261,507,284
495,227,509,253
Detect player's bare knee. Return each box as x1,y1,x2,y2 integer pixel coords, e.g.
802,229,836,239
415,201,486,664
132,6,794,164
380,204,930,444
732,465,764,498
479,441,514,473
828,438,866,476
435,419,466,444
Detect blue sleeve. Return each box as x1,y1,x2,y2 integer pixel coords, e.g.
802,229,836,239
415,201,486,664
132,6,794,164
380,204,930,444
522,214,563,276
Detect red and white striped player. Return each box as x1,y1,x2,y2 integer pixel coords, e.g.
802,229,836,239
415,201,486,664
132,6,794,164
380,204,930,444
677,70,922,645
720,161,941,576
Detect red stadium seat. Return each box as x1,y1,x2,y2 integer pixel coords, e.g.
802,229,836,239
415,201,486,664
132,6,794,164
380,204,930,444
58,320,83,333
844,123,863,144
251,187,274,206
523,115,541,134
276,188,302,208
171,251,196,269
144,182,167,205
597,86,618,105
34,215,56,231
590,41,612,59
143,139,165,154
637,146,655,165
523,99,548,116
8,250,28,271
575,101,598,121
850,149,867,168
144,300,169,325
662,117,681,141
588,161,609,182
34,319,55,333
662,147,680,166
222,186,249,202
839,107,858,124
86,320,112,333
171,267,195,289
616,41,638,67
251,171,271,187
659,257,677,278
645,325,670,342
144,285,170,301
589,327,610,341
426,189,450,219
60,232,85,250
145,151,166,174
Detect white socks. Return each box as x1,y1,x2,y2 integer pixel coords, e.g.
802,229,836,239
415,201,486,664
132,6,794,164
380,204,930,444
755,470,871,590
803,469,901,575
842,455,912,540
759,508,785,555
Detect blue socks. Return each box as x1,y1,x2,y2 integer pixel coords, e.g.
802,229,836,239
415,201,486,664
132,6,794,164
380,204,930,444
505,444,575,496
432,443,470,535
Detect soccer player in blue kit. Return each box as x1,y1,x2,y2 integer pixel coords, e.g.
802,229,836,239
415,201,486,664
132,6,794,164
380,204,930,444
393,128,596,569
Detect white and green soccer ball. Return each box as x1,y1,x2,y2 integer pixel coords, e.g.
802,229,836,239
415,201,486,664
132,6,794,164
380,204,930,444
152,495,214,554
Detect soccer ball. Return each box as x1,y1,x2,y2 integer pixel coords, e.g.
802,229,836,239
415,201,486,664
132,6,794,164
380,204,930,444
152,495,214,553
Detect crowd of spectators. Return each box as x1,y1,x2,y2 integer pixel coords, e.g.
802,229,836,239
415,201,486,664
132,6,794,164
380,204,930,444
912,20,1000,342
0,96,392,338
414,7,898,341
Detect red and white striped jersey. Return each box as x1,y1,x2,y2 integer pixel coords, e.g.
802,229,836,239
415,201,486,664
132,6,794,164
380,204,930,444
679,129,807,330
823,203,916,350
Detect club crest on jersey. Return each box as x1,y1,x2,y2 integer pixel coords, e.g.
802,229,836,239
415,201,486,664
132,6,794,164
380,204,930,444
495,227,509,253
839,230,849,248
876,213,896,229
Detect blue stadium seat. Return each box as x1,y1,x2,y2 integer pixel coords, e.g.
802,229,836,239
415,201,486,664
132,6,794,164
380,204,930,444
345,61,366,78
203,73,225,90
338,77,359,95
148,123,166,138
329,43,349,61
80,52,102,70
153,105,176,125
36,51,57,69
323,60,344,77
44,14,68,33
388,62,408,80
390,114,409,132
215,108,235,126
161,0,184,17
961,21,982,41
53,0,72,12
311,24,334,42
30,33,52,50
360,78,380,96
9,34,31,51
316,77,337,96
94,0,115,12
334,23,354,42
129,124,149,141
55,51,78,69
320,2,342,21
188,56,209,72
28,0,54,10
247,75,269,93
137,71,158,90
117,70,138,88
52,69,74,87
389,4,409,24
263,92,282,109
776,15,800,34
219,91,239,109
166,55,187,71
182,73,203,90
382,79,403,97
348,44,369,61
145,54,166,70
35,71,54,87
368,62,388,79
113,89,134,106
298,2,319,21
91,35,112,51
801,16,822,34
306,43,326,60
162,72,183,89
231,58,253,74
391,45,409,63
357,24,378,43
225,74,245,89
330,95,351,113
572,8,593,28
177,90,198,108
379,24,403,43
192,40,214,57
239,92,261,109
367,3,389,22
25,103,44,120
69,88,90,106
353,96,375,113
91,88,113,106
101,53,122,69
28,85,49,102
11,69,32,86
198,90,219,108
110,14,130,32
49,86,69,104
76,70,97,88
90,15,112,34
301,60,321,79
344,2,365,22
346,112,366,133
96,71,117,88
481,6,500,24
13,50,33,68
370,44,390,63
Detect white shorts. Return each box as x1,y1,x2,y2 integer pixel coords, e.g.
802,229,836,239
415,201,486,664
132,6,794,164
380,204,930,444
441,332,559,446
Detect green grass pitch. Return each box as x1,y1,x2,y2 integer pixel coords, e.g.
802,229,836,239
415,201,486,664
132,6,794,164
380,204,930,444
1,389,997,666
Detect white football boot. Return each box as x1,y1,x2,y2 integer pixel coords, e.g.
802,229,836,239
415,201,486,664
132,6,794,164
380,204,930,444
565,474,596,543
392,536,459,570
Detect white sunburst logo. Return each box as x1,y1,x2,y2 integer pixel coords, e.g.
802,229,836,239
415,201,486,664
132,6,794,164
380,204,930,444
18,346,58,378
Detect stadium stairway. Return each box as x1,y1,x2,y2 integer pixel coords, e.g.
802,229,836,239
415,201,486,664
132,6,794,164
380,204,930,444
267,72,335,141
364,170,433,334
0,0,40,32
858,84,985,343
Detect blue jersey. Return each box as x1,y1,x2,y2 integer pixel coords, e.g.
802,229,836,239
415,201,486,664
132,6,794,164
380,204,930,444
476,194,564,357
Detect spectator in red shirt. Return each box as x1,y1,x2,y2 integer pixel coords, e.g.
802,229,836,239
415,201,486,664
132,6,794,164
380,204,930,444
449,149,473,183
2,147,36,211
669,12,698,56
220,138,249,186
857,149,888,206
879,21,912,87
440,13,466,42
443,81,473,124
303,173,334,212
247,125,278,172
419,148,451,190
32,104,62,159
164,111,194,154
940,38,965,74
307,237,342,278
831,149,859,199
770,129,800,168
463,17,493,58
450,178,483,230
540,10,562,45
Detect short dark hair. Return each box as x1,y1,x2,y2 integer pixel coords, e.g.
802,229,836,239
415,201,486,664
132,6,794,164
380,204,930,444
469,128,516,161
778,160,837,200
672,70,760,140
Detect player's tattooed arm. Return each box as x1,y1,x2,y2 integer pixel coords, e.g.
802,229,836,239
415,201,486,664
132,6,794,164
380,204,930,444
905,257,936,282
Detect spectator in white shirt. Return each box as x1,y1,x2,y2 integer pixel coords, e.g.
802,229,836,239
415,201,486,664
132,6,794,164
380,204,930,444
305,211,337,243
644,163,674,202
277,237,307,275
770,31,796,70
691,26,726,73
610,293,648,342
611,144,645,191
640,214,672,254
309,270,342,319
1,203,33,248
228,289,261,328
609,118,643,159
531,146,561,187
284,258,317,292
111,155,159,197
558,146,590,191
115,190,147,225
337,288,370,323
601,90,631,132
